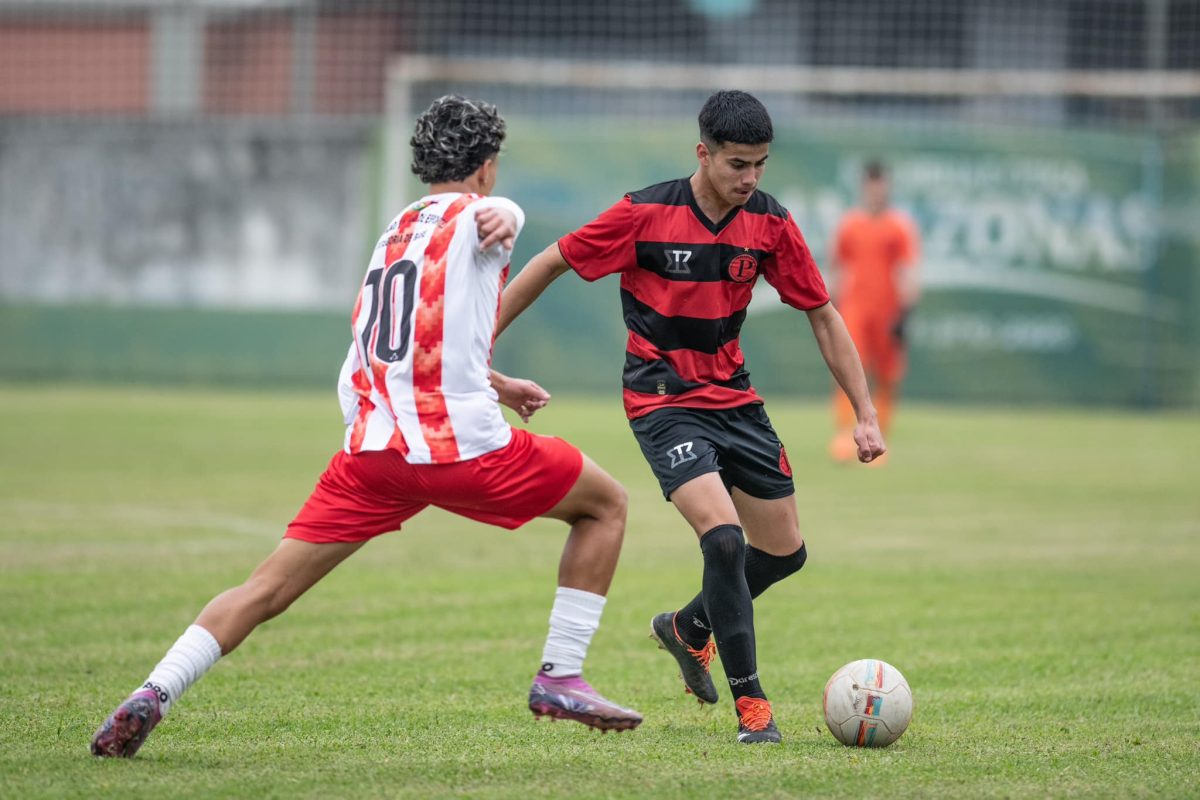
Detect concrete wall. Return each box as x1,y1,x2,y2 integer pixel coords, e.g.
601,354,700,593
0,119,374,309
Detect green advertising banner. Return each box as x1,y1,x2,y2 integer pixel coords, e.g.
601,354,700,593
492,119,1198,408
2,120,1195,408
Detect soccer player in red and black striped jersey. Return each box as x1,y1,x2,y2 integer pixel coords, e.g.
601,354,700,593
498,90,886,744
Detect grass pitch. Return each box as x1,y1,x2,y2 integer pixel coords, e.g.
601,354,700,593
0,385,1197,798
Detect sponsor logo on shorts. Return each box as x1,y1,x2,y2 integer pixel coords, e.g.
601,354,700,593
779,444,792,477
667,441,696,468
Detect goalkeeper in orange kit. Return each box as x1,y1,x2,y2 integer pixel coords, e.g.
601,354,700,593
828,160,920,464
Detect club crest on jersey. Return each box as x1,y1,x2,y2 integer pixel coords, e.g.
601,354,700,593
665,249,693,275
667,441,697,468
728,253,758,283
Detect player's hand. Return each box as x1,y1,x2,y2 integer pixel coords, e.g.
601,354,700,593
854,417,887,464
495,375,551,423
477,208,518,251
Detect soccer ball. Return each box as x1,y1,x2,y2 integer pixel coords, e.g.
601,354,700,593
822,659,913,747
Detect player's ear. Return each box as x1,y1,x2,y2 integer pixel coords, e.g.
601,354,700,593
475,156,498,193
696,141,710,166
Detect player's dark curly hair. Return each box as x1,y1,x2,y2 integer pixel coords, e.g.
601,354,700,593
698,90,774,148
410,95,506,184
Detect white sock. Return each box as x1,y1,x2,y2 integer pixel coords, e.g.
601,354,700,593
540,587,606,678
138,624,223,714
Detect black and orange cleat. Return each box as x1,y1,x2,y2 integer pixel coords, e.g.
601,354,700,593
649,612,718,705
735,696,781,744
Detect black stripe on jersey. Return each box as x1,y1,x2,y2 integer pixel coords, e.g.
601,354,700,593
628,178,789,232
623,352,752,396
621,288,746,354
628,179,690,207
635,242,771,283
743,188,789,220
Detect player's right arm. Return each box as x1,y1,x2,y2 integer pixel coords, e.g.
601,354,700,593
496,243,571,337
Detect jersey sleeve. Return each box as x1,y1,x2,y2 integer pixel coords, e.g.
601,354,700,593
557,195,637,282
763,212,830,310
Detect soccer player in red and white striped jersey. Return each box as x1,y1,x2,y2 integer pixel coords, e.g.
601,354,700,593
498,91,886,744
91,97,641,759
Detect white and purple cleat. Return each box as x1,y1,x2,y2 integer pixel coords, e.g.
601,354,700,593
528,672,642,732
90,688,163,758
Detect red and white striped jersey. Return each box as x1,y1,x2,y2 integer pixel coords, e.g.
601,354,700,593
337,192,525,464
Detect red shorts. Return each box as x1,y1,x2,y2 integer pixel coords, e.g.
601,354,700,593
285,427,584,543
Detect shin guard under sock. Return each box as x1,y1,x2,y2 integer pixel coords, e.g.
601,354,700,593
698,524,762,700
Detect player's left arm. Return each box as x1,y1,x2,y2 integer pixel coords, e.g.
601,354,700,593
765,211,884,462
472,198,546,420
806,303,886,463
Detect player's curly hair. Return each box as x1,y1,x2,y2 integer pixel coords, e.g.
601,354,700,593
698,90,774,148
410,95,506,184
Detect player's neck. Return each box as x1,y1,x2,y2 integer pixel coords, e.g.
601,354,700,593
428,179,487,196
689,172,736,224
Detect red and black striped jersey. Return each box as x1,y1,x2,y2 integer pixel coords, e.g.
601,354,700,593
558,177,829,419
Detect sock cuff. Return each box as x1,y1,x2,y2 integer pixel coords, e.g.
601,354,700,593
184,624,224,661
554,586,607,611
699,523,744,552
746,541,807,566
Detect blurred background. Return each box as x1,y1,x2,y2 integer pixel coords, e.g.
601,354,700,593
0,0,1197,408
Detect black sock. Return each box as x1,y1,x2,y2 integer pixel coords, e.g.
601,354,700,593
676,542,807,650
698,524,763,700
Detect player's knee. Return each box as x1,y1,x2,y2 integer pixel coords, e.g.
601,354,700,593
699,524,746,568
581,470,627,527
603,479,628,524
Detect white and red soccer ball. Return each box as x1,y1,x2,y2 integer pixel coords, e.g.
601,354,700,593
823,659,913,747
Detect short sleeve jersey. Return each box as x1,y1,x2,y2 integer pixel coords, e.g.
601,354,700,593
338,192,525,463
833,208,919,313
558,178,828,419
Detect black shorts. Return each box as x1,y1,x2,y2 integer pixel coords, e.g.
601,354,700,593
628,404,795,501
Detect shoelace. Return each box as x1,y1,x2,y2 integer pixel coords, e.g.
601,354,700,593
735,697,773,732
687,639,717,670
672,614,717,671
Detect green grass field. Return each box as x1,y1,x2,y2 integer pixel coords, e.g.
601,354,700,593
1,385,1197,798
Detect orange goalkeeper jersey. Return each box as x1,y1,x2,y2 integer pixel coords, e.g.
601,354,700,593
832,208,919,312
